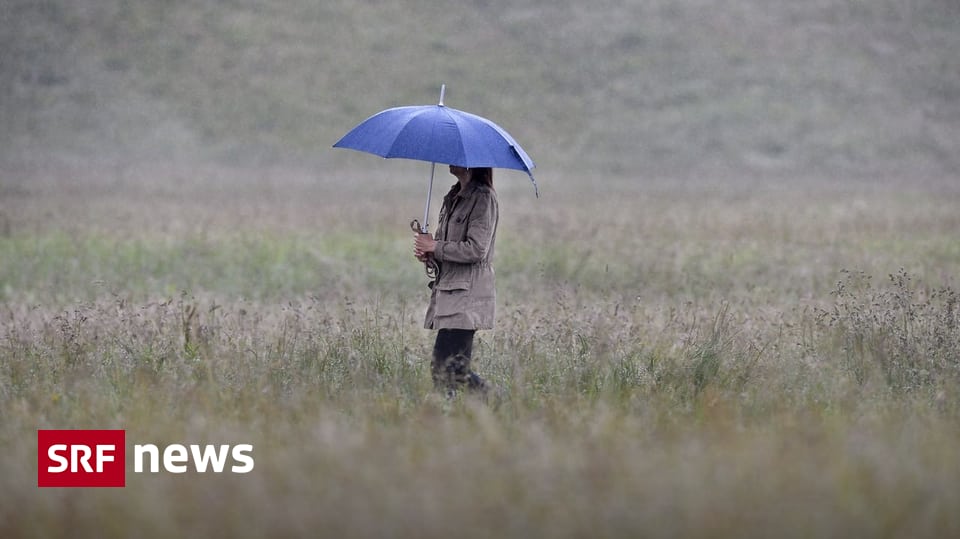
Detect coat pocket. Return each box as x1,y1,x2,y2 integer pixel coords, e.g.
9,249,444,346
435,279,471,292
434,278,471,317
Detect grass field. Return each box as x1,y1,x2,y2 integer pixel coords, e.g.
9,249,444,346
2,0,960,536
1,163,959,537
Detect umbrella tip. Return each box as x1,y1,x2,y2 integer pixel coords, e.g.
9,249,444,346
439,84,446,107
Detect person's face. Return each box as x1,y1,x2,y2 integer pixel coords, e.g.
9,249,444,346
449,165,469,180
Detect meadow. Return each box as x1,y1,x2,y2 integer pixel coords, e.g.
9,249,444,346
3,0,960,536
1,162,958,537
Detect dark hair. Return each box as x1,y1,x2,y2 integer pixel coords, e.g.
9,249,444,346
471,167,494,189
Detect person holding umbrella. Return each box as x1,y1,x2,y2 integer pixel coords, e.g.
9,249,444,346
414,165,497,398
333,85,536,399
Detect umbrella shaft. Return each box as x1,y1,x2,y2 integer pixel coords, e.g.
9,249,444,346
422,162,436,233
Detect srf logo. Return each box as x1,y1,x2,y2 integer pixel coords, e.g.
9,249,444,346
38,430,126,488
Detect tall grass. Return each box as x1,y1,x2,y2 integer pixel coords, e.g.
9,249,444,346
2,167,959,537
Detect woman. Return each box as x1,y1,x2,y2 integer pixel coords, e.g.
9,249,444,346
414,165,498,398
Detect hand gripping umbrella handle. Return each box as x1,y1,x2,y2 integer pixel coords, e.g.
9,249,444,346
410,219,439,280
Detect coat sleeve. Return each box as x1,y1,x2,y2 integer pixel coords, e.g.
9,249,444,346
434,191,498,264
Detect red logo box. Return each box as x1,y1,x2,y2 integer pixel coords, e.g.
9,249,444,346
38,430,126,487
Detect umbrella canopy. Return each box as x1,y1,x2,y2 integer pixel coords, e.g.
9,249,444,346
333,85,538,233
333,104,536,176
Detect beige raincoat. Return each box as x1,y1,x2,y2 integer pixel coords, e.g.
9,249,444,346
424,181,499,330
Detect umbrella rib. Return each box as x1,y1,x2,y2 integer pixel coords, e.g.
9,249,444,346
438,106,468,166
450,108,529,170
448,110,492,167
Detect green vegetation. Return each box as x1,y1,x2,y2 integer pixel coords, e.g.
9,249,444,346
2,1,960,537
2,0,959,175
2,174,960,537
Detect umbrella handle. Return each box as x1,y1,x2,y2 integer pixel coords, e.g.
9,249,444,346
410,219,438,280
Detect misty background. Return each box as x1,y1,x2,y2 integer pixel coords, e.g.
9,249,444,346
1,0,958,183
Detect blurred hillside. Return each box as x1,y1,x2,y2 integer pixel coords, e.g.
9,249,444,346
1,0,958,179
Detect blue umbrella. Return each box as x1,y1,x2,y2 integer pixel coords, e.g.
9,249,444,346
333,85,537,233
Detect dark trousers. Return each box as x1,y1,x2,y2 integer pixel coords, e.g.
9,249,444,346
432,329,487,394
